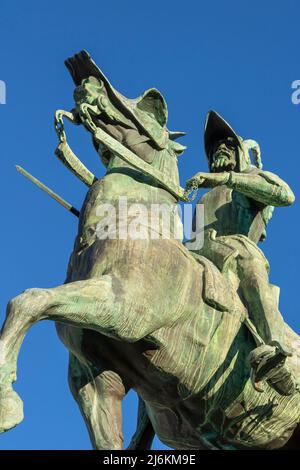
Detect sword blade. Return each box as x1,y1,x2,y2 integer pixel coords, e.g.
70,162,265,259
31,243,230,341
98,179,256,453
15,165,80,217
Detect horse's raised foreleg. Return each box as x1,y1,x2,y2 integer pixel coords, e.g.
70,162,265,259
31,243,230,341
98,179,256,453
68,353,128,450
0,275,171,433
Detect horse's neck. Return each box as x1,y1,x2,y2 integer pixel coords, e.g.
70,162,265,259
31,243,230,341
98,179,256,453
78,161,183,244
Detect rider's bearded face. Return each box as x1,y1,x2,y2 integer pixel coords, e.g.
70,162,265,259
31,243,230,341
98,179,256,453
209,137,238,172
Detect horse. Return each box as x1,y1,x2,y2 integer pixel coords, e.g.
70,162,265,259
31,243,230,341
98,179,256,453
1,51,300,450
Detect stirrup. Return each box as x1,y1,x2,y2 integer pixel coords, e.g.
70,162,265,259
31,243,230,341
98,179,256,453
248,344,296,396
268,340,292,357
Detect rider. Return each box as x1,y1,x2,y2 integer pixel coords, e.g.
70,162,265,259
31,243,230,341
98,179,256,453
187,110,296,396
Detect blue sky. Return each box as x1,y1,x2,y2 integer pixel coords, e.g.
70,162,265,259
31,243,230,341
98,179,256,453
0,0,299,450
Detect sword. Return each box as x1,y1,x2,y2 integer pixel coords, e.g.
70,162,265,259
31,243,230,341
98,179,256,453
15,165,80,217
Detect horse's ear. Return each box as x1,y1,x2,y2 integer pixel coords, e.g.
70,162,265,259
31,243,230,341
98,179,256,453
168,131,187,156
136,89,168,127
169,131,186,141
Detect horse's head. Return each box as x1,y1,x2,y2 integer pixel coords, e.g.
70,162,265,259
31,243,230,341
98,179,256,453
65,51,186,169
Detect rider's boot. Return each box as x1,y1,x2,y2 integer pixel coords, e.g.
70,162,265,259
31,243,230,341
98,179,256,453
248,344,296,396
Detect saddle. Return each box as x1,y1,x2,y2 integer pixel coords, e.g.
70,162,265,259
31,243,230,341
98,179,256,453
190,251,235,312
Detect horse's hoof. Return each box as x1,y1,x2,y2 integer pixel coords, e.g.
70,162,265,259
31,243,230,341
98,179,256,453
0,388,24,433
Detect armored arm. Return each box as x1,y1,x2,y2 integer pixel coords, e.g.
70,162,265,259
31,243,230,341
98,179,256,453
227,170,295,207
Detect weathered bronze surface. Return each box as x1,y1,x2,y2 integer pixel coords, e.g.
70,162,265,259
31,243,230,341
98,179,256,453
1,51,300,450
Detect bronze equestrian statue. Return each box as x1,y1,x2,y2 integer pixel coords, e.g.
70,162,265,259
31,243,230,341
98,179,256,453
0,51,299,450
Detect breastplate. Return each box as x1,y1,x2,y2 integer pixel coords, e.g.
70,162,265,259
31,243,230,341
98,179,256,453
197,185,266,244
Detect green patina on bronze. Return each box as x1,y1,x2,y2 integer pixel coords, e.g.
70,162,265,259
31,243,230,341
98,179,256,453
1,50,300,450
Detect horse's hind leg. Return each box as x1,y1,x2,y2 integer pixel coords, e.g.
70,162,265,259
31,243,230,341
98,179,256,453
68,353,128,450
128,397,155,450
0,275,167,433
